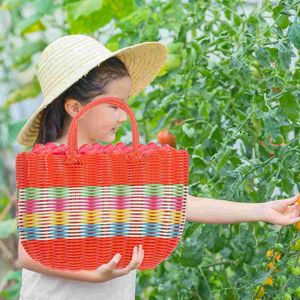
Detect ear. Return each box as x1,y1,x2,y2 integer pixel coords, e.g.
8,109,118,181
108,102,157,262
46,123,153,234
64,98,83,118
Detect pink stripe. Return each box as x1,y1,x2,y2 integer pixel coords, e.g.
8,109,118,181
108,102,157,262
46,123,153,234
20,196,185,213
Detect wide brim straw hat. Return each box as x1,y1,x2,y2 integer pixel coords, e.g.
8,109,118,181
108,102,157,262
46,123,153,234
17,34,168,147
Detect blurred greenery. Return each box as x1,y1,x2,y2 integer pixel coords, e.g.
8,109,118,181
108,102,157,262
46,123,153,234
0,0,299,299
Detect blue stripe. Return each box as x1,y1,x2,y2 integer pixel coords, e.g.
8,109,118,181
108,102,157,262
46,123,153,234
18,222,181,239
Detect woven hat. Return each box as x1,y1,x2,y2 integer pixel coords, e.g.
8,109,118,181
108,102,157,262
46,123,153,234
16,34,168,147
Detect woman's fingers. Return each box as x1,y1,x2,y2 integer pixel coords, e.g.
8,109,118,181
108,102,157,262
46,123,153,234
97,253,121,273
133,245,144,268
136,245,144,268
115,245,143,275
110,253,122,267
129,246,140,269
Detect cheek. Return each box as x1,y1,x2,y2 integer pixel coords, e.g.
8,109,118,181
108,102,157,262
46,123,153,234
83,109,114,132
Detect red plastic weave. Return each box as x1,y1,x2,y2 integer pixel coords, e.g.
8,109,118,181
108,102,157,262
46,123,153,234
16,96,189,271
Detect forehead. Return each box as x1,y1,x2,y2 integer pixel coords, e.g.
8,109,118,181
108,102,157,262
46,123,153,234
104,76,132,102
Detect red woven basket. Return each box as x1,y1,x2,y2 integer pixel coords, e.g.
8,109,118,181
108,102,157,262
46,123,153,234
16,96,189,271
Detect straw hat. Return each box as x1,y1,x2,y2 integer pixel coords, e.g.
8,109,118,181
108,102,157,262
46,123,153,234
16,34,168,146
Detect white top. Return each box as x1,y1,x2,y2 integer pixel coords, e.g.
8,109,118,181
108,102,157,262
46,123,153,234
19,268,136,300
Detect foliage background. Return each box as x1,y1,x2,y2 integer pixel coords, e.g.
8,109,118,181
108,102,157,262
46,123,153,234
0,0,299,299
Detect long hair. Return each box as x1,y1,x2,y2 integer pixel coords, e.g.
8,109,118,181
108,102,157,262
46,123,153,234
34,57,130,145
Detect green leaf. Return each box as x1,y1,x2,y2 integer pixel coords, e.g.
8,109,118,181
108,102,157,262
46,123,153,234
287,23,300,49
278,92,300,122
108,0,136,20
66,0,114,34
68,0,104,20
263,112,278,137
215,146,232,173
118,7,151,30
198,101,210,119
277,14,289,29
0,218,17,239
33,0,57,16
179,240,203,267
105,34,122,52
278,43,294,70
191,154,208,169
273,5,289,29
247,16,259,34
255,47,270,68
15,15,46,35
230,55,243,70
12,40,47,68
3,76,41,109
182,123,195,138
183,223,200,239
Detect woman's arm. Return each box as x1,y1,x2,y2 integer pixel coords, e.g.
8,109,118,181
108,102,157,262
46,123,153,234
18,239,103,283
186,194,262,224
186,193,300,225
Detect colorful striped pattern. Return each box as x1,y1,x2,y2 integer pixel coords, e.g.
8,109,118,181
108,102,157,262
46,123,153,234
17,184,187,241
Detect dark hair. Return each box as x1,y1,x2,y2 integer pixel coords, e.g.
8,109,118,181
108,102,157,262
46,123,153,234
34,56,130,145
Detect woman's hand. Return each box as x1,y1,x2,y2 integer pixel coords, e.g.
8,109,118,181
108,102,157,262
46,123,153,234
88,244,144,283
261,193,300,225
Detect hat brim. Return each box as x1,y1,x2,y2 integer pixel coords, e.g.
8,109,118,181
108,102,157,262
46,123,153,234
17,41,168,147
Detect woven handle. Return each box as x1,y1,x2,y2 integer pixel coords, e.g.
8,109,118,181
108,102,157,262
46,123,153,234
65,96,144,164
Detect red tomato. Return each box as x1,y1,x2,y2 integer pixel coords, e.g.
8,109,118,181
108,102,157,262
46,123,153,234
157,128,176,148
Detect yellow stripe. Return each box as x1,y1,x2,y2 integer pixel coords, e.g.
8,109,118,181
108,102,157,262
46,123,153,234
22,209,183,226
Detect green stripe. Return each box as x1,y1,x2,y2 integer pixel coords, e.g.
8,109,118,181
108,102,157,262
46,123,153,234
17,184,187,200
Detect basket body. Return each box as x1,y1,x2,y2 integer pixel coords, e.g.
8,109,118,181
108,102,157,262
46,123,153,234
16,96,189,271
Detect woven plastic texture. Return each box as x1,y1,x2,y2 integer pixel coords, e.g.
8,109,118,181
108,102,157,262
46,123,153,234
16,96,189,271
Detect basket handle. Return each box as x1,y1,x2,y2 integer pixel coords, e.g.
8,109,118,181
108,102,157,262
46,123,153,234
65,96,144,164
